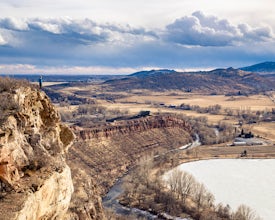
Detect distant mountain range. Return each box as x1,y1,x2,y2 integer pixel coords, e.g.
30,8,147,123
240,61,275,73
104,67,275,94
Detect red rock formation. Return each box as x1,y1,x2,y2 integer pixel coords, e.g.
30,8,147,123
73,115,192,140
68,114,193,199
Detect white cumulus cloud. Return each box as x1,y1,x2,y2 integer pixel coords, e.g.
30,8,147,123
0,18,29,31
0,12,275,72
0,17,157,47
0,33,7,45
164,11,274,46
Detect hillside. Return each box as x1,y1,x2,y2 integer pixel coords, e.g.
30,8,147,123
240,61,275,73
68,115,193,195
104,68,274,94
130,69,176,77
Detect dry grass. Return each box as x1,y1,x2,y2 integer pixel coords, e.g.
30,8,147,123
249,122,275,141
97,102,234,125
50,82,275,219
112,93,274,125
55,83,274,111
181,145,275,160
118,94,274,111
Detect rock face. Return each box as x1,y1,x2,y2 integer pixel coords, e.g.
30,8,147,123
15,166,73,220
0,85,74,220
74,115,192,140
65,168,106,220
69,115,193,197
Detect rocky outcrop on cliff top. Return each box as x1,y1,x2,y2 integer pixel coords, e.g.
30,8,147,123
0,81,74,220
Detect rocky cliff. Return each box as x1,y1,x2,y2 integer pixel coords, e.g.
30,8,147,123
0,81,75,220
74,115,192,140
69,115,193,197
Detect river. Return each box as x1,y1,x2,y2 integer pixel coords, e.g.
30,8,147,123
102,176,159,219
103,135,201,219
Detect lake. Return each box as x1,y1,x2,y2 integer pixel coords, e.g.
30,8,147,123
165,159,275,220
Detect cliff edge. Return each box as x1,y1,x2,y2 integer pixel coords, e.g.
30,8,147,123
0,78,74,220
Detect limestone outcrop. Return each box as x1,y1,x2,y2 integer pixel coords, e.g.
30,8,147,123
0,83,74,220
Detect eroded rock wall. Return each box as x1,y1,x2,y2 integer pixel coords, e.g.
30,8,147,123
0,86,75,220
68,115,193,198
74,115,192,140
15,165,73,220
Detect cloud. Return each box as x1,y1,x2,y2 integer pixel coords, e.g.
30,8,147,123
26,18,108,44
1,14,273,49
0,17,159,68
238,23,273,42
0,18,157,47
0,13,275,73
0,64,138,75
164,11,274,46
0,34,6,45
0,18,29,31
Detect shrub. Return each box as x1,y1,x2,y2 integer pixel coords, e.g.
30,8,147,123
0,77,33,93
0,77,33,124
0,93,19,124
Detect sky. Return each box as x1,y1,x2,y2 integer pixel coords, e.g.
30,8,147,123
0,0,275,74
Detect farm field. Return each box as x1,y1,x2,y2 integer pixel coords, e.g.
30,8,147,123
250,122,275,141
117,93,274,111
50,82,275,143
51,82,274,111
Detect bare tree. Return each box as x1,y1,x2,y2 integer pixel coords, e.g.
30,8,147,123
167,169,182,196
136,155,153,188
193,182,215,211
216,203,231,218
177,172,196,204
167,169,211,207
232,204,262,220
122,154,154,203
